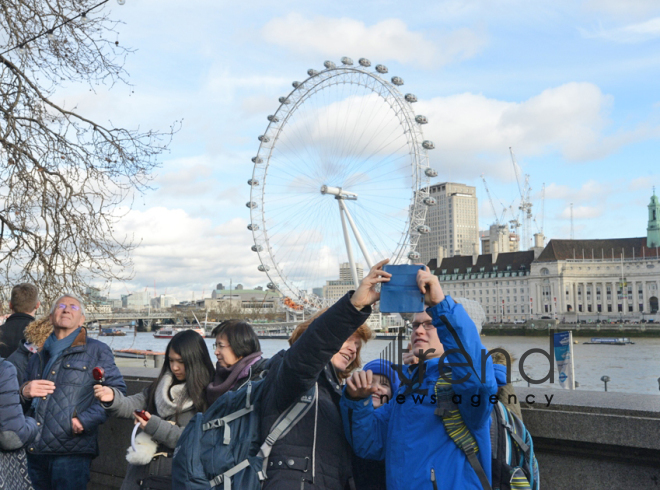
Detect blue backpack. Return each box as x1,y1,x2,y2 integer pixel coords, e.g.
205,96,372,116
172,371,317,490
489,401,539,490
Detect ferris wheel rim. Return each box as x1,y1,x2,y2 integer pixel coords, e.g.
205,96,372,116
249,60,432,309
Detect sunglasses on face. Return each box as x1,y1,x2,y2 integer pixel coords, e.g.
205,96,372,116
56,303,81,311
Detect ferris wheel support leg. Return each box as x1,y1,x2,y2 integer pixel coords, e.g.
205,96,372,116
338,199,374,270
338,201,360,288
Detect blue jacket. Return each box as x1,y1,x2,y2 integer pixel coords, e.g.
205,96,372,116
0,359,37,450
22,327,126,457
340,296,497,489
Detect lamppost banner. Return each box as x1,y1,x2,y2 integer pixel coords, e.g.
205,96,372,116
553,331,575,390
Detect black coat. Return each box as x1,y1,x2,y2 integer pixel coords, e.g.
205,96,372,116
259,293,371,490
6,341,32,386
0,313,34,358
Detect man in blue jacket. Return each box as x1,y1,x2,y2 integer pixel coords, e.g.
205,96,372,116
19,293,126,490
341,267,497,489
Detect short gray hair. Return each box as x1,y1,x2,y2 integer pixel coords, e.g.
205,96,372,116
50,293,87,317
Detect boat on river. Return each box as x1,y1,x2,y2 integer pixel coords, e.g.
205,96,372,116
153,326,204,339
583,337,635,345
100,327,126,337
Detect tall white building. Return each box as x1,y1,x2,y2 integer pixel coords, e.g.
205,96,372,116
417,182,479,265
323,263,364,303
480,224,519,254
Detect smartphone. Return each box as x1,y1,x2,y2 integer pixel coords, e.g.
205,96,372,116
134,409,148,419
379,264,425,313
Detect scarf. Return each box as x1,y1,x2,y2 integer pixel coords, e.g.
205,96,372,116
154,371,193,420
206,351,263,405
32,327,81,411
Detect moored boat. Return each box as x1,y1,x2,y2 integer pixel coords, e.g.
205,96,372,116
153,326,204,339
583,337,635,345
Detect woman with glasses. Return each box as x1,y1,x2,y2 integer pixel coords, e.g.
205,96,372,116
94,329,214,490
206,320,268,405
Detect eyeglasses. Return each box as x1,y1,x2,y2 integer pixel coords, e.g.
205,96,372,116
212,343,226,349
57,303,81,311
411,320,434,330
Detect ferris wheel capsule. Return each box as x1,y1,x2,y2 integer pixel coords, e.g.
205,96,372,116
279,97,290,104
358,58,371,67
422,140,435,150
423,196,437,206
252,156,263,164
307,69,319,76
251,245,263,252
246,201,257,209
405,94,417,103
248,179,259,186
425,168,438,177
408,251,421,260
391,76,404,86
247,223,259,231
341,57,353,65
258,135,270,142
375,64,388,74
267,282,278,290
324,61,336,69
292,81,301,88
415,115,428,124
417,225,431,234
267,115,279,123
258,264,269,272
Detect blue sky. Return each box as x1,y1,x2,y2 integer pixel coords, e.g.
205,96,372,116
64,0,660,300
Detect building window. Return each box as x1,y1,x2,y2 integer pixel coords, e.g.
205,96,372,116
587,305,592,312
597,304,602,312
540,268,549,275
639,304,644,312
608,304,612,312
578,305,583,312
618,304,623,312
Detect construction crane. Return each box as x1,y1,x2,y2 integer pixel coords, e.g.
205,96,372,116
480,174,507,228
509,147,533,250
533,183,546,246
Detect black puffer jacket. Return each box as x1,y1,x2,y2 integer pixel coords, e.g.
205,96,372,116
0,313,34,358
259,293,371,490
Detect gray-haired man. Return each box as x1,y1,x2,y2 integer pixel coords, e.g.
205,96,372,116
20,294,126,490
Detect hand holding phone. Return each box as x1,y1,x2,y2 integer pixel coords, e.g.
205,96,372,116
134,409,150,421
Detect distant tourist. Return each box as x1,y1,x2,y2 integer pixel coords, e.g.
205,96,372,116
94,329,214,490
20,294,126,490
7,317,53,386
0,283,40,359
206,320,267,405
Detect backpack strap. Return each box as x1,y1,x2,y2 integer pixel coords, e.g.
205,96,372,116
258,383,318,480
202,379,256,445
208,458,251,490
435,374,492,490
496,402,529,454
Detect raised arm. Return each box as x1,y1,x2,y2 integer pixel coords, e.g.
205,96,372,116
270,259,390,411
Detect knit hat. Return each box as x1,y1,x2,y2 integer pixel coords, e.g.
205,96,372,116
363,359,400,396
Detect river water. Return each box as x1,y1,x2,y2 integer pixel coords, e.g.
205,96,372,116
98,332,660,395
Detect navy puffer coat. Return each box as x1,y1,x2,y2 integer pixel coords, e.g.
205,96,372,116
0,359,37,450
22,327,126,457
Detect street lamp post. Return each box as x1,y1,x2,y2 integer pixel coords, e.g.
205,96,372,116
601,375,610,392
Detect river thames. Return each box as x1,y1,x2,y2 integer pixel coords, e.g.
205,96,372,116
98,332,660,395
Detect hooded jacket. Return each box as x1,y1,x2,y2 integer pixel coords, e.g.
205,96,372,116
259,293,371,490
22,327,126,456
340,296,497,490
0,359,37,451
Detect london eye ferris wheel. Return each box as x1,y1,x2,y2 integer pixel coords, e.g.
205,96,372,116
247,57,438,310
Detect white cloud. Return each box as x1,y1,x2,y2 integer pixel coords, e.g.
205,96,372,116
628,175,659,192
558,204,604,220
261,13,486,68
416,82,660,179
583,0,660,20
542,180,610,203
113,207,265,297
581,17,660,43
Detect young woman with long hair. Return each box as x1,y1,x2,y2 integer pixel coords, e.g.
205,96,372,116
94,329,214,490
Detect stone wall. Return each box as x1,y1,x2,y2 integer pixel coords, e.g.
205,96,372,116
89,369,660,489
